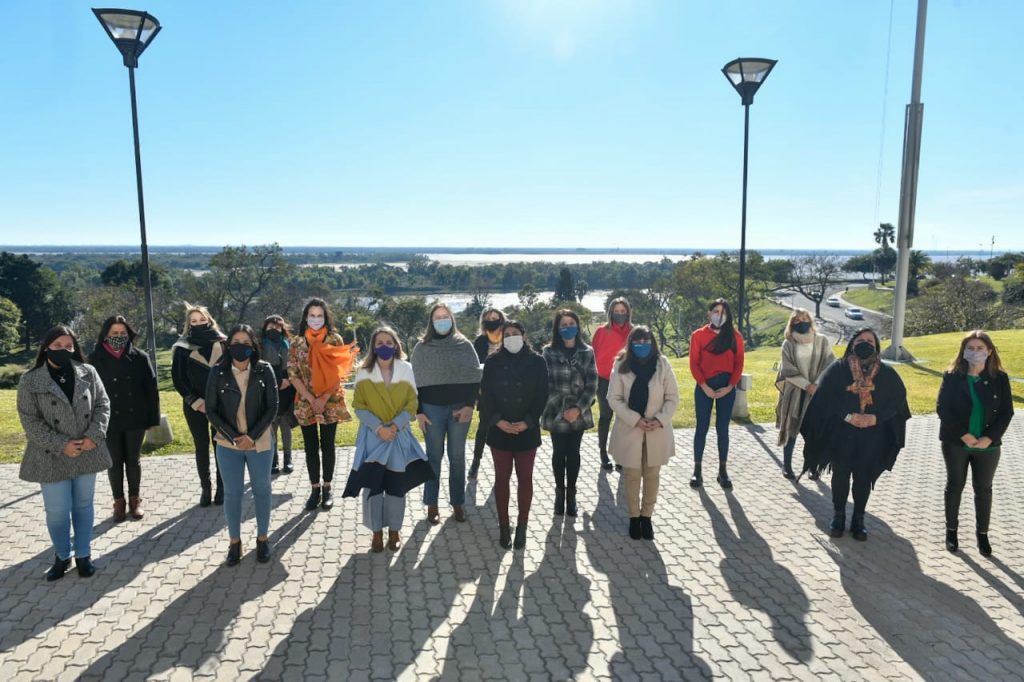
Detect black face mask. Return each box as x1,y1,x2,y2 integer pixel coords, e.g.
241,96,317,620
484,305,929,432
793,321,811,334
265,330,282,343
853,341,876,360
189,324,220,344
482,319,502,332
229,344,253,362
47,348,74,368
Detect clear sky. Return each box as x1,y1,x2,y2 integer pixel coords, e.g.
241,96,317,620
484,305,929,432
0,1,1021,251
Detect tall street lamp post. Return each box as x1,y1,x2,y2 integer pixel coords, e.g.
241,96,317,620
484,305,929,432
722,58,776,339
92,8,161,368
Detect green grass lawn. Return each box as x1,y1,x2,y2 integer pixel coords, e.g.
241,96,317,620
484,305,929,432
3,329,1021,464
842,287,894,312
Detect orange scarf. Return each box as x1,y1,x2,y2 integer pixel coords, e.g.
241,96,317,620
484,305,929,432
304,328,358,396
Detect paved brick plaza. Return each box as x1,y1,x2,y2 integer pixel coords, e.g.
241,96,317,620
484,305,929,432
1,414,1022,681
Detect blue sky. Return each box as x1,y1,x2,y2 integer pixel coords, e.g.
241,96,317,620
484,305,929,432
0,0,1021,251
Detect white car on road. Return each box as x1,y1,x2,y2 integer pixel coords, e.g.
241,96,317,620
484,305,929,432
844,307,864,320
826,296,841,308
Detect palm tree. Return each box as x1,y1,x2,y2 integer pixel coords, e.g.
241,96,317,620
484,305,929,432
874,222,896,250
908,250,932,279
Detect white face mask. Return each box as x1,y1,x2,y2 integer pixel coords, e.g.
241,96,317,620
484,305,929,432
964,349,989,365
307,315,325,331
710,312,724,328
503,335,525,354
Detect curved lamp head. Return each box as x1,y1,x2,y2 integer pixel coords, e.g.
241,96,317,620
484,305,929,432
92,8,161,68
722,58,777,106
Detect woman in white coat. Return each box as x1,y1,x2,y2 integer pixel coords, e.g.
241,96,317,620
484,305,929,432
608,326,679,541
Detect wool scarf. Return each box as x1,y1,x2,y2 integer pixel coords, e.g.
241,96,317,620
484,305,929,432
627,356,658,415
411,333,482,388
304,327,358,396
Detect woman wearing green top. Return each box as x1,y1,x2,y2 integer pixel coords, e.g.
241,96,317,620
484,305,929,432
936,330,1014,556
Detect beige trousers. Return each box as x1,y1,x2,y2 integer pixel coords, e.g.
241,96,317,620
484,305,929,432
624,438,661,517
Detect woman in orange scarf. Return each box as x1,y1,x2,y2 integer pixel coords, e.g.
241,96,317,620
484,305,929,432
288,298,357,512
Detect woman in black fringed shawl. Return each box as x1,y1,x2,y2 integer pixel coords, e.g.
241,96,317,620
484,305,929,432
799,328,911,541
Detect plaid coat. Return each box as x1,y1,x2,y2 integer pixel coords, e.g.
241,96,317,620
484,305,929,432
541,344,598,433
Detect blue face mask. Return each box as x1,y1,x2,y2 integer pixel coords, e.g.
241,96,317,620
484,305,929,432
632,342,652,359
432,319,453,335
559,325,578,341
375,345,396,361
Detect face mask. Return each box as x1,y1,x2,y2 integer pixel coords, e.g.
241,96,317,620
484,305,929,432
632,342,652,359
853,341,875,360
229,344,253,362
47,348,73,368
375,345,396,361
265,329,282,343
612,312,629,326
483,319,502,332
793,321,812,335
105,335,130,350
191,322,210,333
710,312,724,328
964,349,989,365
559,325,578,341
306,315,325,331
433,318,453,335
503,336,524,354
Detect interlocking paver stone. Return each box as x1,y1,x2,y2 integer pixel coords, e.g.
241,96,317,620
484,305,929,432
1,414,1022,680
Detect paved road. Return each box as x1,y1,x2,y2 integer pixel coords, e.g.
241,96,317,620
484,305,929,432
1,415,1023,681
775,284,892,343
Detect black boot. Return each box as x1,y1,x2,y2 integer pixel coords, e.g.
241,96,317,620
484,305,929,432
272,454,280,476
829,511,845,538
213,487,224,506
689,464,703,488
565,487,578,517
283,452,293,474
978,532,992,557
499,524,512,549
320,486,334,510
629,517,642,540
640,516,654,540
945,528,958,553
850,514,867,541
256,538,271,563
601,453,614,472
514,523,527,550
76,556,95,578
554,486,565,516
305,486,321,511
199,483,212,508
716,463,733,490
226,541,242,566
45,554,71,582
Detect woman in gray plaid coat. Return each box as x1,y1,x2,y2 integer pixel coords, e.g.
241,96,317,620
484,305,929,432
542,309,598,518
17,325,111,581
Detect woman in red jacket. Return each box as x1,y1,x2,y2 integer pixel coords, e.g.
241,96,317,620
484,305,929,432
591,297,632,472
688,298,744,490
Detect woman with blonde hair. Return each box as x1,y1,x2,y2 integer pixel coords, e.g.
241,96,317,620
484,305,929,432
774,308,834,479
936,330,1013,556
171,303,226,507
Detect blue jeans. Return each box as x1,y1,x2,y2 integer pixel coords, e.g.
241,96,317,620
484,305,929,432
41,473,97,560
215,445,273,539
693,373,737,464
422,402,470,507
364,491,406,532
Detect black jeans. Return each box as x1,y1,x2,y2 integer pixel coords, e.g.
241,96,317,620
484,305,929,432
107,428,146,499
597,377,613,463
831,459,872,519
302,422,338,484
183,401,222,491
551,430,585,490
943,442,1001,533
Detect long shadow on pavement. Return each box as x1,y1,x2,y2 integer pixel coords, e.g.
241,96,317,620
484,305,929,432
698,488,813,663
76,507,316,681
792,482,1024,680
583,472,712,680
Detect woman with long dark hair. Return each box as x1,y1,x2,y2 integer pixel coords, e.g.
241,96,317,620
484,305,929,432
479,320,548,549
205,324,278,565
18,326,111,580
261,315,297,475
592,297,633,472
288,298,358,512
171,303,227,507
937,330,1013,556
800,328,911,542
542,308,598,518
688,299,744,489
468,307,506,480
411,303,482,524
88,315,160,521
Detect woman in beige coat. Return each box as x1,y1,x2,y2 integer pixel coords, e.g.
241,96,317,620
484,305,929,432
608,326,679,541
774,309,834,479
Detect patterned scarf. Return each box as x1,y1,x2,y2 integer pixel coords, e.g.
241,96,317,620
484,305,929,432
846,355,879,413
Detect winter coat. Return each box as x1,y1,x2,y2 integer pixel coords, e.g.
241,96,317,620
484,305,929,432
88,344,160,433
607,356,679,468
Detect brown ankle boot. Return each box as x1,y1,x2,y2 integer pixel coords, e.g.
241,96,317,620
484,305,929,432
371,531,385,553
129,496,144,520
387,530,401,551
113,498,127,523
